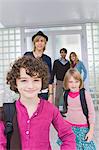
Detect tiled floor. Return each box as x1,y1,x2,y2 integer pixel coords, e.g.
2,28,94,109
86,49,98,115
50,110,99,150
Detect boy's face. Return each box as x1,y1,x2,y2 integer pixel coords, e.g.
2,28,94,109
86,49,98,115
16,68,42,100
68,76,80,92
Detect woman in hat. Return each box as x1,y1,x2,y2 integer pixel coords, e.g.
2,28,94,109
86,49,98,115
24,31,53,102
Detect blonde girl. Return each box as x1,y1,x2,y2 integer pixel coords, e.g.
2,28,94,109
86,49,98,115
57,68,96,150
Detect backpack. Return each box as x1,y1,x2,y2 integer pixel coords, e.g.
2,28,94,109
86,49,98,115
63,88,89,126
0,102,21,150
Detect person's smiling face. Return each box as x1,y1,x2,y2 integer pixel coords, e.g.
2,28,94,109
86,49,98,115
60,50,67,59
16,68,42,101
70,54,76,62
35,36,46,51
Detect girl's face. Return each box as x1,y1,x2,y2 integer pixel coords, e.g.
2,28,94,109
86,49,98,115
16,68,42,101
68,76,80,92
34,36,46,51
70,54,76,62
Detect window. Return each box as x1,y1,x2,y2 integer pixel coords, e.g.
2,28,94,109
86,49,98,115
86,23,99,106
0,28,22,102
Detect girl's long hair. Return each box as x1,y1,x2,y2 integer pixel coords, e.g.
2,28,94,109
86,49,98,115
69,52,79,68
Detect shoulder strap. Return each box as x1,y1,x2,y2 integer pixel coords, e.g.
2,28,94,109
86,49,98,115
3,102,16,150
3,102,16,123
63,88,89,126
10,107,21,150
0,106,4,121
63,89,70,113
80,88,89,126
3,102,21,150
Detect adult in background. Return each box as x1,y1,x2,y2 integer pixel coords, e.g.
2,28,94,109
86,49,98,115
50,48,70,108
69,51,87,81
24,31,53,101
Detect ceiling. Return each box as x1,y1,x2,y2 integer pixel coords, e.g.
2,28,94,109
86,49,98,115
0,0,99,28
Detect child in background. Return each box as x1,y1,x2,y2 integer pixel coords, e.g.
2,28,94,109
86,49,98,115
0,56,76,150
57,68,96,150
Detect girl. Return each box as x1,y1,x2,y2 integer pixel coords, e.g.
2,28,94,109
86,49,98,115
69,52,87,81
57,68,96,150
24,31,53,101
0,56,76,150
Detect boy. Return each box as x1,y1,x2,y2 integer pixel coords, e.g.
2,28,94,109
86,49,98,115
0,56,76,150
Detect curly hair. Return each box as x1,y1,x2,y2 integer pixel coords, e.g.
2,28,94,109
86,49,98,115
6,56,49,93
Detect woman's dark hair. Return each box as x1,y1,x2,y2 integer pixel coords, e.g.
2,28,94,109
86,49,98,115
6,56,49,93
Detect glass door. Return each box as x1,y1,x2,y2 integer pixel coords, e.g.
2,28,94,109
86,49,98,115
55,34,81,60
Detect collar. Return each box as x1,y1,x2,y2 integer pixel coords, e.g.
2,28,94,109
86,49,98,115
69,91,79,98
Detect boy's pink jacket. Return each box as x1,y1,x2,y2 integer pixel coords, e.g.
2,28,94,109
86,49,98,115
0,99,76,150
